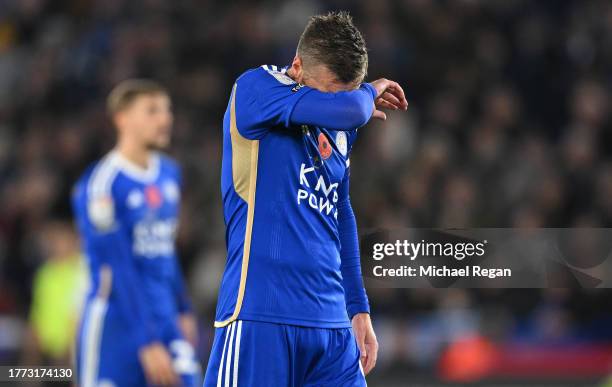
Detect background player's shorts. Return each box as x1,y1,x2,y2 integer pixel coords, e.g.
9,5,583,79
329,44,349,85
75,297,200,387
203,320,366,387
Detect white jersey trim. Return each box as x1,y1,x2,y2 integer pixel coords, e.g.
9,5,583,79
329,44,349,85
109,150,160,183
88,153,119,200
261,65,293,85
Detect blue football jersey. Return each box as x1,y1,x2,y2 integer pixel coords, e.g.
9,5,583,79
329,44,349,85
215,65,374,328
72,151,191,346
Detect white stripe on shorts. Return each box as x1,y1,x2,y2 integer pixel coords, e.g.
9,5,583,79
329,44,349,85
224,321,236,387
217,321,234,387
232,321,243,387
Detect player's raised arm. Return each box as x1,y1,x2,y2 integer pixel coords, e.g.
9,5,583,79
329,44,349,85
288,83,377,130
289,77,407,129
233,66,407,137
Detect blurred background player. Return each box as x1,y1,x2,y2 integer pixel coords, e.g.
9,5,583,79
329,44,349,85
204,12,407,386
72,80,199,386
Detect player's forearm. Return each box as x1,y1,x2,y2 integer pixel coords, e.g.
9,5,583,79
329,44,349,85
91,230,160,348
173,258,193,313
337,198,370,318
289,83,377,130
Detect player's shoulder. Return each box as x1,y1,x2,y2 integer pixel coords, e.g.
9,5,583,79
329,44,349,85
157,153,180,171
72,154,120,230
157,153,181,179
74,153,120,201
236,64,297,90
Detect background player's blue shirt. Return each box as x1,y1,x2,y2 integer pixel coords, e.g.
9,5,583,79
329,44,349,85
215,65,373,328
72,151,191,348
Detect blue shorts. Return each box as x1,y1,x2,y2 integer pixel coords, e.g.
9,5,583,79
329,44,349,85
203,320,366,387
75,296,200,387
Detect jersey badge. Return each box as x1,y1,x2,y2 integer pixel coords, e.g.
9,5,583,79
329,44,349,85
145,185,163,208
336,131,348,156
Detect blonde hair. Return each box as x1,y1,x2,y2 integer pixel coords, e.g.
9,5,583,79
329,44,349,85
106,79,168,116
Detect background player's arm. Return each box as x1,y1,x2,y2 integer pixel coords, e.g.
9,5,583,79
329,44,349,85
172,258,198,347
337,168,379,375
172,258,193,314
171,164,198,348
85,203,160,348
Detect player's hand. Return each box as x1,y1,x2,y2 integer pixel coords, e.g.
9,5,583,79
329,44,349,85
139,342,179,386
352,313,379,375
178,313,199,348
369,78,408,121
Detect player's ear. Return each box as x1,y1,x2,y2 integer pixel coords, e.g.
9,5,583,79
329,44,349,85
291,55,304,83
113,110,126,132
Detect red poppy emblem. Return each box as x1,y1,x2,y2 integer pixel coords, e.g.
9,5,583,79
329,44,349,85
318,133,332,160
145,185,162,208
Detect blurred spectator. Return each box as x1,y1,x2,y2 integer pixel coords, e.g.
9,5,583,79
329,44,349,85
21,221,85,366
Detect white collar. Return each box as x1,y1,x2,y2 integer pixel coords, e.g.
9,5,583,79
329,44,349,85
109,150,160,183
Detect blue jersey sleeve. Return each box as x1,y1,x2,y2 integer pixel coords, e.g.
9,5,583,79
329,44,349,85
163,159,193,314
289,84,376,130
234,66,377,139
337,165,370,319
74,179,160,349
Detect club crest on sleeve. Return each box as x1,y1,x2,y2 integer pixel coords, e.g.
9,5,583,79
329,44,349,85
318,133,332,160
88,195,114,231
336,131,348,156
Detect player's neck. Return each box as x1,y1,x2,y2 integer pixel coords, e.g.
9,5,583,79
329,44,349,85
115,141,152,170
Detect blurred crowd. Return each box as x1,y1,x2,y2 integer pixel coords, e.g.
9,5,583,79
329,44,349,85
1,0,612,383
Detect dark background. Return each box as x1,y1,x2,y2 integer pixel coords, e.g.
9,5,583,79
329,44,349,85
1,0,612,385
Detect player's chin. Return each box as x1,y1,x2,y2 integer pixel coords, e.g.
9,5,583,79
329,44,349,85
150,136,171,150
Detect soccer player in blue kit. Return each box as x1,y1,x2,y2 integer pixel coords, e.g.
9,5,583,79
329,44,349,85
73,80,200,386
204,12,408,386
